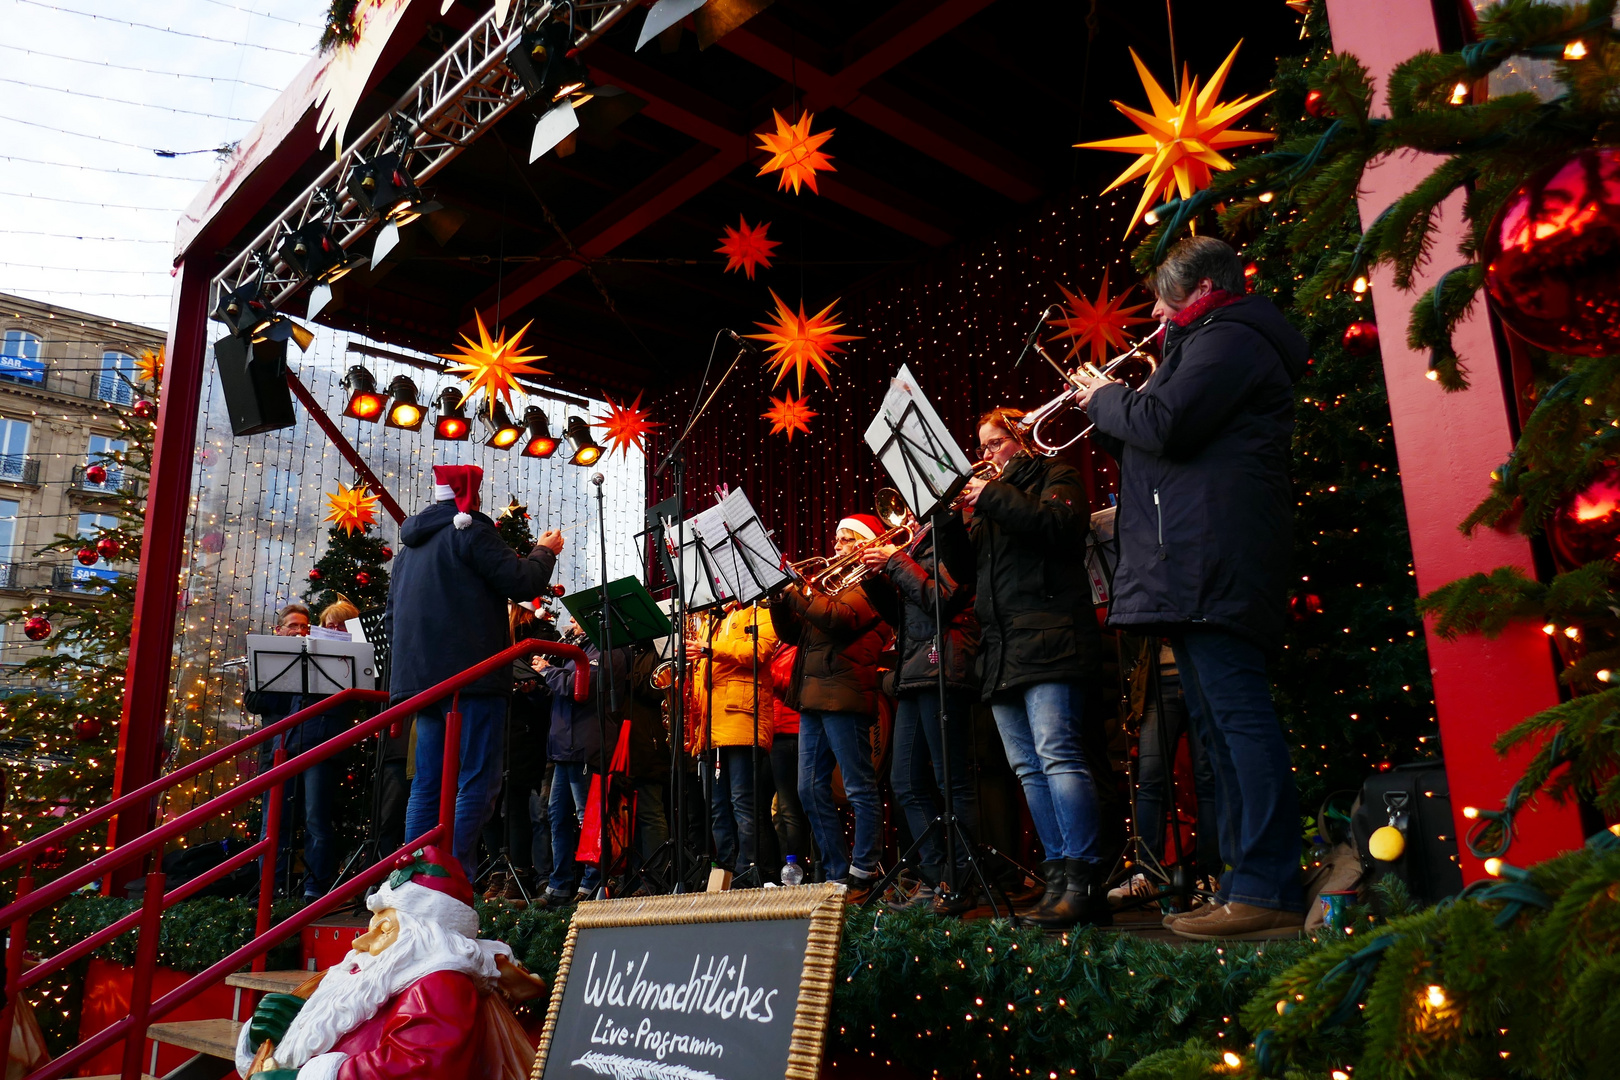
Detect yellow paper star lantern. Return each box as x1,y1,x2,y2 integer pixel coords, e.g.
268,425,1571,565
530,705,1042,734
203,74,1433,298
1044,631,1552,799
756,109,836,195
1050,269,1155,366
437,311,549,416
135,346,164,386
324,481,380,535
1077,43,1274,235
745,290,861,394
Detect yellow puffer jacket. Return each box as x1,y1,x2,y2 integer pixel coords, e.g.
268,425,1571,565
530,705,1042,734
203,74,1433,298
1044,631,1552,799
695,604,778,749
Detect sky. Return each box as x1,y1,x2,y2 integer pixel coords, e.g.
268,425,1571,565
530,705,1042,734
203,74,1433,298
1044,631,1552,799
0,0,323,333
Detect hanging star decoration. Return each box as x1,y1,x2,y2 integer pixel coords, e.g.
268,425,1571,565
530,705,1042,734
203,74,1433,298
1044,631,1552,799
1076,43,1274,234
756,109,836,195
746,289,861,393
497,496,528,521
437,311,548,416
594,392,662,458
324,481,380,535
716,215,781,279
1049,269,1155,366
762,392,817,441
135,346,164,386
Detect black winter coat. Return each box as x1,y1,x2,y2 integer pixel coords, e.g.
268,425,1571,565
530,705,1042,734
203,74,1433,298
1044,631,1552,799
860,530,979,695
383,501,557,701
1086,294,1309,649
769,586,886,715
953,452,1101,699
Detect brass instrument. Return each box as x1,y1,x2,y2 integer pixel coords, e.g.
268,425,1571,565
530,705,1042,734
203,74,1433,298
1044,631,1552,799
789,488,915,596
1016,325,1164,456
651,660,676,690
946,458,1004,512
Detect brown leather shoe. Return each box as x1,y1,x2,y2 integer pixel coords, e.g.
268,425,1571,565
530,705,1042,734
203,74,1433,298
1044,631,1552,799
1161,900,1218,930
1172,902,1305,941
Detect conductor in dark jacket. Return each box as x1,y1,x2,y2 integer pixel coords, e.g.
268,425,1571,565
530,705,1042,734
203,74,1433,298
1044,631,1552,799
385,464,563,878
1078,235,1310,941
954,416,1109,929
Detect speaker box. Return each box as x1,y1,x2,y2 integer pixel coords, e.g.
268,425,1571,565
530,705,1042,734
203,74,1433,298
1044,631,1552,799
215,333,297,436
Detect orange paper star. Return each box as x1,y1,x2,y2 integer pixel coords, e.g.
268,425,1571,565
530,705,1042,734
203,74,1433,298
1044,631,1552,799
135,346,164,386
594,392,662,459
1076,43,1274,234
437,311,549,416
324,481,380,535
1049,269,1155,366
762,392,817,441
716,215,780,279
746,289,861,394
756,109,835,195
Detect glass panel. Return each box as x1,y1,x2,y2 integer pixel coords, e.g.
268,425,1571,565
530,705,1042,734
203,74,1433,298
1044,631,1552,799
86,434,127,490
0,331,43,385
97,352,136,405
0,418,28,481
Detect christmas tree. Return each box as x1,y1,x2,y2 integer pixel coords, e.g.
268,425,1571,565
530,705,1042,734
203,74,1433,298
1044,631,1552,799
304,483,390,614
494,495,535,556
0,360,156,875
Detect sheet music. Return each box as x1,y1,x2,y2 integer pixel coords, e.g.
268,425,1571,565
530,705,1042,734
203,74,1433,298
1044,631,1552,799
864,364,974,519
690,488,790,603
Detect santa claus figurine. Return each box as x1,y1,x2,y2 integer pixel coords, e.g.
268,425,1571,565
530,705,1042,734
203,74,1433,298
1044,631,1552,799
235,846,545,1080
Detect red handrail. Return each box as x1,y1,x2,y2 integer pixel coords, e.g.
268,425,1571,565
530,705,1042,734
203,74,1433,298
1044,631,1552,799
1,637,591,1080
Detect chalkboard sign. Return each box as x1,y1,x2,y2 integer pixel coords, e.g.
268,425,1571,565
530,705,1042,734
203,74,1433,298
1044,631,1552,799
531,884,846,1080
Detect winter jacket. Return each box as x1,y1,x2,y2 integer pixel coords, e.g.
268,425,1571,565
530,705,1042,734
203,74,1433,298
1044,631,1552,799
953,452,1102,699
1086,293,1309,649
543,643,633,770
770,644,799,737
624,648,671,782
692,604,778,750
383,501,557,701
860,530,979,695
769,586,886,715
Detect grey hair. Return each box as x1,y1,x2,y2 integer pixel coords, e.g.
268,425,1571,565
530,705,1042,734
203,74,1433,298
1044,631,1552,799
1149,235,1247,302
277,602,310,624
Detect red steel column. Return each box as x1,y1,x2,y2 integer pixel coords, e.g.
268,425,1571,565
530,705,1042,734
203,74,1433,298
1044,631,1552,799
107,256,213,876
1324,0,1585,877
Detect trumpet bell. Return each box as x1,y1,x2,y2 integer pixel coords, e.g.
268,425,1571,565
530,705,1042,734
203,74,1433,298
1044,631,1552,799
874,487,910,528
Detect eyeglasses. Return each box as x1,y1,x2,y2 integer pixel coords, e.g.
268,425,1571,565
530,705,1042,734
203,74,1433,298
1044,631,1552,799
979,436,1014,458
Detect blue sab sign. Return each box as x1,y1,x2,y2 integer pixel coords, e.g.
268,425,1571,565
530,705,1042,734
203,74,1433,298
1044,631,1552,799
0,353,45,384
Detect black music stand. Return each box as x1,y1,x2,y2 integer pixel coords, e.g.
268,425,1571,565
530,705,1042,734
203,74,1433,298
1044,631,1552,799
860,368,1004,917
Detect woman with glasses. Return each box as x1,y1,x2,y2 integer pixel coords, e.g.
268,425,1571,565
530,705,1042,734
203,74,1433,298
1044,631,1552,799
948,407,1111,929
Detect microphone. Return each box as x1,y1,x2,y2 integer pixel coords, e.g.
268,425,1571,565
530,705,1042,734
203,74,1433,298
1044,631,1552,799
591,473,605,486
724,329,761,354
1013,306,1058,368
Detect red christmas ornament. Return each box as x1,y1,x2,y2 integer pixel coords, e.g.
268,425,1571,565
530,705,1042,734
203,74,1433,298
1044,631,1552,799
96,536,121,560
1289,593,1323,622
355,571,372,587
552,583,567,596
380,546,393,562
1243,260,1260,283
76,547,99,566
1375,760,1394,772
1341,320,1380,355
1303,88,1330,117
132,399,154,419
1546,464,1620,569
308,568,323,582
1484,148,1620,355
74,717,102,741
23,615,50,641
84,463,107,485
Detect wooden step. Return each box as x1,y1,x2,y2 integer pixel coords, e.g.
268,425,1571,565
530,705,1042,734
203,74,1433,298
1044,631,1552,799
226,969,312,993
146,1018,242,1060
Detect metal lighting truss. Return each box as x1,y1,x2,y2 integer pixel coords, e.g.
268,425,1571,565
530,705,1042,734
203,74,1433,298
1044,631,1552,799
212,0,637,313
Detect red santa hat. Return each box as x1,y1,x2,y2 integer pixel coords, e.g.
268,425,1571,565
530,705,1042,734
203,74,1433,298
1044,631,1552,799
837,513,884,541
367,845,479,939
431,464,483,530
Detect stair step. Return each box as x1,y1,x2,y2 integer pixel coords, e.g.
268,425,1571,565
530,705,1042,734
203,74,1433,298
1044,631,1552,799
225,969,312,993
146,1018,242,1060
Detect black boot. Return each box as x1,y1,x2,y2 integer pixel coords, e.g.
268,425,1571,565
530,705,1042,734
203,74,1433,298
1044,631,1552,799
1024,860,1067,918
1023,860,1112,930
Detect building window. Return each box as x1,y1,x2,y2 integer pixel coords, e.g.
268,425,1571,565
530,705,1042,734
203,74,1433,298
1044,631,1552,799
71,511,120,590
0,498,16,588
0,417,29,483
97,351,136,405
0,330,44,385
87,434,126,491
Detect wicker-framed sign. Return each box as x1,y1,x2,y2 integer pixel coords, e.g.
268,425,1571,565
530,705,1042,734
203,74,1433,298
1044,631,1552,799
530,884,846,1080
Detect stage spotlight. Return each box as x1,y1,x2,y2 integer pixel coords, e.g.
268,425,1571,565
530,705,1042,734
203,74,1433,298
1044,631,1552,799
521,406,558,458
384,375,425,430
433,387,470,441
278,218,365,283
341,365,387,422
482,401,524,449
564,414,601,466
252,314,315,352
507,19,590,103
348,150,443,262
212,280,271,337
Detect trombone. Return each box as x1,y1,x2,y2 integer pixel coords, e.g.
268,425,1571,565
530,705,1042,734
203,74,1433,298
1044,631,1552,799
1016,325,1164,456
788,488,915,596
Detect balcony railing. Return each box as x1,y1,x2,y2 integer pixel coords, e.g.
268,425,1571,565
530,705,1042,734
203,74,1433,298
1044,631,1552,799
50,563,121,591
68,465,144,498
0,456,40,486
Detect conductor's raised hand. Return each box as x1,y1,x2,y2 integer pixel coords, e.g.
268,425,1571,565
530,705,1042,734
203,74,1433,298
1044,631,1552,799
537,528,564,555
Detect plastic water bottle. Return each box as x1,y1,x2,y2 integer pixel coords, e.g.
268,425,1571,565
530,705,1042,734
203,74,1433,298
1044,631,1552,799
781,855,805,887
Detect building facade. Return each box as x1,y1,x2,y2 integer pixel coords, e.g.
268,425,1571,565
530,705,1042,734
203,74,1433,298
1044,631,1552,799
0,292,160,683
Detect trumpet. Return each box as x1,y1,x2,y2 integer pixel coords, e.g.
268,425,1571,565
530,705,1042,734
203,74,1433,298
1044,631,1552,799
1016,325,1164,456
789,488,915,596
946,458,1004,511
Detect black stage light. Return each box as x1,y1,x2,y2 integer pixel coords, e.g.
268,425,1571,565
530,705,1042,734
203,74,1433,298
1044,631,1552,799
252,314,315,351
384,375,425,430
212,280,271,337
482,401,523,449
507,18,589,103
279,218,366,283
564,414,601,466
341,365,386,422
433,387,470,441
520,406,557,458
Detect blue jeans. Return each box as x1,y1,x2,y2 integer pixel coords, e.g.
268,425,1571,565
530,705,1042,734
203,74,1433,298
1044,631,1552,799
710,746,772,876
403,694,507,879
547,760,602,895
990,682,1102,863
1170,631,1302,912
798,710,880,882
891,690,978,884
261,707,348,897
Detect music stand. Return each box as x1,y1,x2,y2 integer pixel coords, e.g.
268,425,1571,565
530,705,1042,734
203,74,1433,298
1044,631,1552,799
561,578,674,648
859,368,1004,917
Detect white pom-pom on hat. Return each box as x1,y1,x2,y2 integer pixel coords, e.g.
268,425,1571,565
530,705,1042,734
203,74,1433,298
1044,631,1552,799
453,512,473,530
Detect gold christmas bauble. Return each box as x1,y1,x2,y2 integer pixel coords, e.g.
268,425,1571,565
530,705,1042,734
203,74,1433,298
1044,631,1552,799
1369,825,1406,862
